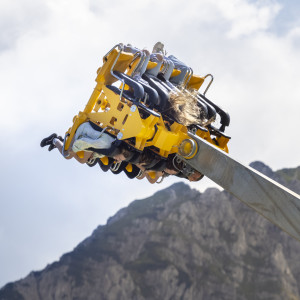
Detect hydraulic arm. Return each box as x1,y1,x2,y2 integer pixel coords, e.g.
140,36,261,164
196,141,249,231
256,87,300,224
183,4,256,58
179,135,300,242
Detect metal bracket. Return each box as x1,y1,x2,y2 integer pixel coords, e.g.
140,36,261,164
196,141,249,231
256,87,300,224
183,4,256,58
61,133,70,158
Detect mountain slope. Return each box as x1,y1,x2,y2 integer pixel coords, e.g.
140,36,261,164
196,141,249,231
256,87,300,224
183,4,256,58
1,161,300,300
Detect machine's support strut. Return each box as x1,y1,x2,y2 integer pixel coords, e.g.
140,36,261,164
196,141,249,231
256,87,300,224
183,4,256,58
180,134,300,242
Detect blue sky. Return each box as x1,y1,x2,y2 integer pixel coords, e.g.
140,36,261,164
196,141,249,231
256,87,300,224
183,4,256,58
267,0,300,33
0,0,300,287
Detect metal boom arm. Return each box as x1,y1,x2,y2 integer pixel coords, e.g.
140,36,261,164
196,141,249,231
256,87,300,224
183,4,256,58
180,134,300,242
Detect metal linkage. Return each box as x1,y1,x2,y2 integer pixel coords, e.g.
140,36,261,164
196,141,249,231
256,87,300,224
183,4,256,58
110,161,122,172
203,74,214,96
108,43,126,100
61,133,70,158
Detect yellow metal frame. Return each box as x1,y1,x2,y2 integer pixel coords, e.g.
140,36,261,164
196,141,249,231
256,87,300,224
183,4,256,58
64,44,230,160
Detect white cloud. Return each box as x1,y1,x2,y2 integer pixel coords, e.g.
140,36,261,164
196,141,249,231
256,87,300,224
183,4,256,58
0,0,50,51
286,26,300,48
214,0,282,38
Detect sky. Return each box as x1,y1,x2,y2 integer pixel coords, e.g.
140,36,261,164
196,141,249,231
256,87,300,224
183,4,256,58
0,0,300,288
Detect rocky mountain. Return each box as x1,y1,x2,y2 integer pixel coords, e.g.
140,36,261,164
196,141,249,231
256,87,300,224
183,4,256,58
1,161,300,300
